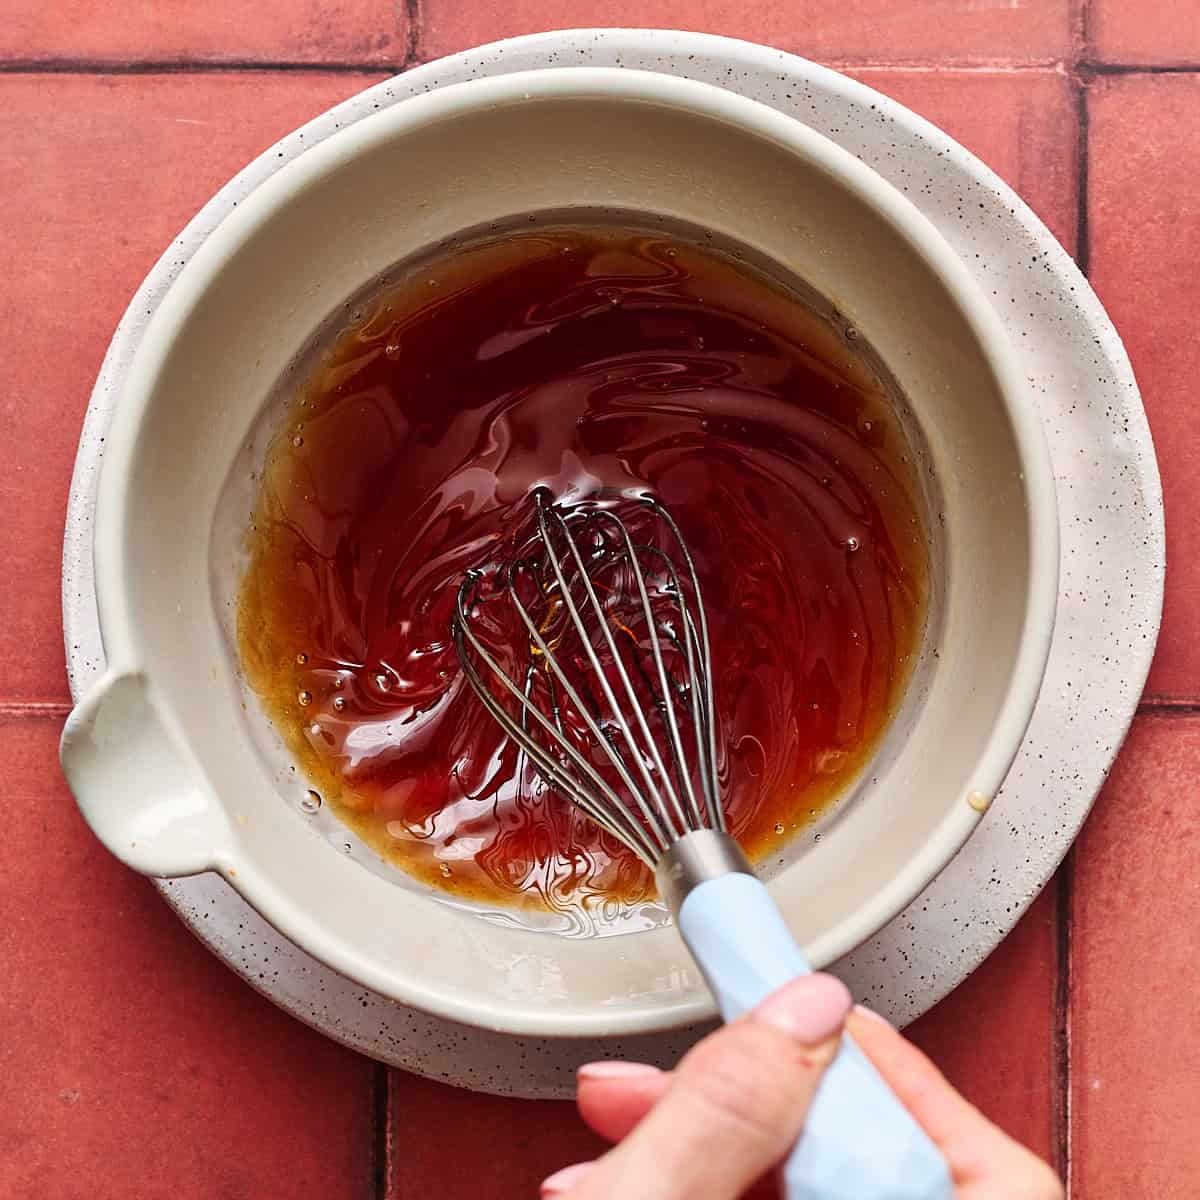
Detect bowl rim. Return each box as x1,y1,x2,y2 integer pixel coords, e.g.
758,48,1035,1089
81,64,1059,1037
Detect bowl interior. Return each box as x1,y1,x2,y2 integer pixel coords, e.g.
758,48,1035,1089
94,69,1053,1036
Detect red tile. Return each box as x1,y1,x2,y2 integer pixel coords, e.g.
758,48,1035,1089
419,1,1072,67
0,712,374,1198
0,71,384,705
1089,0,1200,67
387,1075,605,1199
907,886,1061,1165
2,1,405,65
1070,715,1200,1197
850,69,1079,255
1089,76,1200,701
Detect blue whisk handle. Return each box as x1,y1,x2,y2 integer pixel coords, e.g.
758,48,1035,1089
677,872,954,1200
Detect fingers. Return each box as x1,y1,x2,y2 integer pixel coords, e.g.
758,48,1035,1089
561,999,1062,1200
846,1007,990,1151
577,1061,669,1142
848,1009,1064,1199
542,973,852,1199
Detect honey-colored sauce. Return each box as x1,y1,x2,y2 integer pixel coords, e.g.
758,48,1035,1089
237,218,930,918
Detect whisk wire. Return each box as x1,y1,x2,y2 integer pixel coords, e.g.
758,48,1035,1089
451,489,726,870
649,496,725,832
634,549,711,833
590,509,707,838
505,571,674,858
453,577,662,862
533,498,691,844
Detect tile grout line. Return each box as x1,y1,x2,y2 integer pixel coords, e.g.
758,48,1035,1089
1081,61,1200,76
371,1064,392,1199
0,700,72,717
1135,700,1200,715
1054,10,1089,1184
0,57,1197,77
0,58,403,75
403,0,422,68
1075,0,1093,66
1053,852,1074,1190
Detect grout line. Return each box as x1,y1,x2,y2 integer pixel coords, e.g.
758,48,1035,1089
1136,699,1200,715
0,700,72,717
1056,41,1088,1187
403,0,422,68
1076,0,1093,64
1075,70,1090,279
1053,851,1074,1192
0,58,400,75
0,55,1196,78
1081,60,1200,77
826,57,1068,72
372,1065,392,1200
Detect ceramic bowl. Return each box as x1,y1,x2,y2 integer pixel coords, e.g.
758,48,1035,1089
60,66,1057,1037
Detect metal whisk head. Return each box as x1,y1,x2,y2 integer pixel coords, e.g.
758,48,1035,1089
451,489,726,870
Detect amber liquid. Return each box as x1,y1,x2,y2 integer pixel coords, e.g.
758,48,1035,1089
237,215,930,919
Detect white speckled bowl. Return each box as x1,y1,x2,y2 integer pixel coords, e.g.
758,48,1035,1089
59,66,1057,1037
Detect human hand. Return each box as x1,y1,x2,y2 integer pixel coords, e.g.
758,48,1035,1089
540,974,1063,1200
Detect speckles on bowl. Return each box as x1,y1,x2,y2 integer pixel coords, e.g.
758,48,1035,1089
63,29,1163,1098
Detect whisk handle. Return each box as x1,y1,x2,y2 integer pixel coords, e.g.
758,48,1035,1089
677,870,954,1200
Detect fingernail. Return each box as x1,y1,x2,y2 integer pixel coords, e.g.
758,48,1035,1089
753,974,853,1044
540,1161,595,1196
853,1003,894,1028
577,1060,662,1082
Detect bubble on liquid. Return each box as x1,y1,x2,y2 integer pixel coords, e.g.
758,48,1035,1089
843,536,861,552
861,420,873,433
296,652,308,665
821,476,833,488
439,863,453,878
300,790,322,814
333,676,344,689
292,435,304,448
332,695,346,712
297,689,313,707
309,723,322,737
774,822,785,835
384,343,401,359
342,842,353,853
814,833,823,842
845,326,860,341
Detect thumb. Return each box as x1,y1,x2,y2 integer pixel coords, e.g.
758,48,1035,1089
549,974,852,1200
